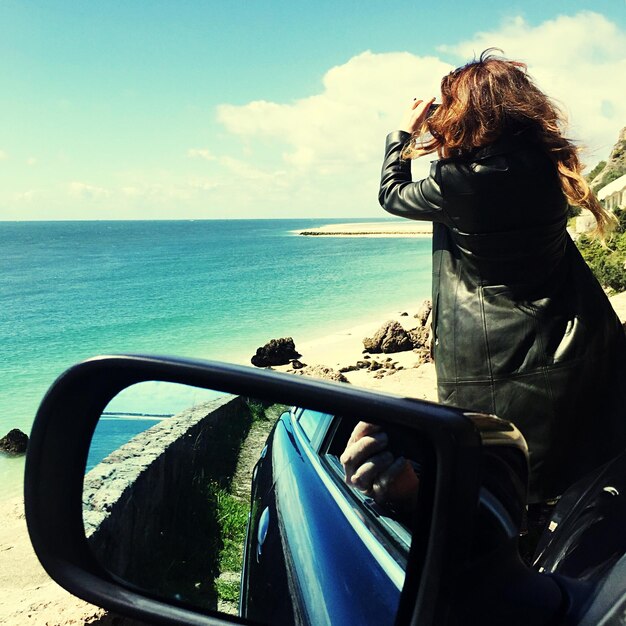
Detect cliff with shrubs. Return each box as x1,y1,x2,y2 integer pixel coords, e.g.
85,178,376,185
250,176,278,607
575,127,626,294
576,208,626,293
588,127,626,193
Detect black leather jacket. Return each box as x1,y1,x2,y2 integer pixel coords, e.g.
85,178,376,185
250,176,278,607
380,130,626,503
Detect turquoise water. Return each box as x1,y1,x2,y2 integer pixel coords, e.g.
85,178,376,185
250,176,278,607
0,219,432,498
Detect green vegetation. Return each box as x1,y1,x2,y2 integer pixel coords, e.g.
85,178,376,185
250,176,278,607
211,481,250,607
216,577,241,603
576,129,626,293
118,399,260,610
213,483,249,571
96,397,284,613
211,399,286,612
587,160,607,185
246,398,273,422
576,207,626,294
90,397,286,613
598,169,626,190
587,130,626,193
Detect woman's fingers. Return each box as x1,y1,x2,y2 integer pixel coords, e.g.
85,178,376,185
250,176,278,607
350,450,395,493
341,422,386,486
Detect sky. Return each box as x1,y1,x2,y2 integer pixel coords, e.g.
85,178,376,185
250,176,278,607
0,1,625,220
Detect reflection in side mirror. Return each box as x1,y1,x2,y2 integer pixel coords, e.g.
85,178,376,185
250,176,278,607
83,382,283,614
82,381,428,625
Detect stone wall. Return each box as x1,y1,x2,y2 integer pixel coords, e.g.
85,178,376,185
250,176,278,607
83,394,253,607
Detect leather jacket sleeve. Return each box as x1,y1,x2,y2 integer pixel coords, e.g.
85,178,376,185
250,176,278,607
378,131,445,222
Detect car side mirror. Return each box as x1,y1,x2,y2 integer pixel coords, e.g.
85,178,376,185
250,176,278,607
24,354,536,626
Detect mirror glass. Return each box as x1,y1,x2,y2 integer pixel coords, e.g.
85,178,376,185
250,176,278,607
83,382,432,625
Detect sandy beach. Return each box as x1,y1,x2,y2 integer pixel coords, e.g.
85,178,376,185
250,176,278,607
2,292,625,625
269,306,439,400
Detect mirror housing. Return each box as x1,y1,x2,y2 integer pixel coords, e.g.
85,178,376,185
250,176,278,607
25,354,531,625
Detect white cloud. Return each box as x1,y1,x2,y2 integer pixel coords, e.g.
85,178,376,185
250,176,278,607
120,178,220,202
67,181,110,199
15,190,37,202
10,11,622,220
187,148,216,161
188,178,220,191
440,12,626,158
208,12,625,216
218,51,450,170
214,51,450,213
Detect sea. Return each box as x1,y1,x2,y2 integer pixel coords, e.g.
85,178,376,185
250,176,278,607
0,219,432,500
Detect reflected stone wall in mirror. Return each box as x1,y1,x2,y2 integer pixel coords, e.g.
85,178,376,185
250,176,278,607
83,382,429,625
83,382,276,614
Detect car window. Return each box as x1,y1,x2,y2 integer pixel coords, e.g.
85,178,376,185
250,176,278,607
290,408,428,569
320,417,415,562
295,408,333,448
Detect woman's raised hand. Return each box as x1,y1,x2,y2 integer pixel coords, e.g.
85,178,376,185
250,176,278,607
402,97,436,134
341,422,390,494
340,421,419,510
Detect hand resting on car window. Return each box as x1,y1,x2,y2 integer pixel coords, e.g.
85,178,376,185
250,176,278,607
340,421,419,513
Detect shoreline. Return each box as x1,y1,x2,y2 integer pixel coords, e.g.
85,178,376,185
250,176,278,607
298,231,433,238
268,305,438,401
293,221,433,237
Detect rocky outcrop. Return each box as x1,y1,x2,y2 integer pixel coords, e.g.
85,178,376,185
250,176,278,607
591,127,626,193
362,300,433,361
408,325,431,363
343,357,403,377
363,320,413,354
251,337,301,367
0,429,28,455
407,324,430,347
414,300,432,326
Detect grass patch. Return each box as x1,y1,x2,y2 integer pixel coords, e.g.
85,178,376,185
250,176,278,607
246,398,270,422
216,578,241,603
245,399,288,423
211,401,285,608
213,484,249,572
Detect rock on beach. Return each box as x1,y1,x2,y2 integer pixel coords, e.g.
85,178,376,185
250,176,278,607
0,429,28,455
251,337,301,367
363,320,413,354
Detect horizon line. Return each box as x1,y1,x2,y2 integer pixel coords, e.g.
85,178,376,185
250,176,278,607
0,216,403,223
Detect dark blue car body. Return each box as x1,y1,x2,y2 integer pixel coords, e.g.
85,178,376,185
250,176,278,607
240,408,411,626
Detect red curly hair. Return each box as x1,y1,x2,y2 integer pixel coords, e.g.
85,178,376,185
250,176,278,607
402,49,615,237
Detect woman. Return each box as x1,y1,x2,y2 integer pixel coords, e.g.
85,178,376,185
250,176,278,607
343,50,626,508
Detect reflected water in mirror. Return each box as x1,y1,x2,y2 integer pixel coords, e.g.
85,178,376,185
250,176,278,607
83,382,430,625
